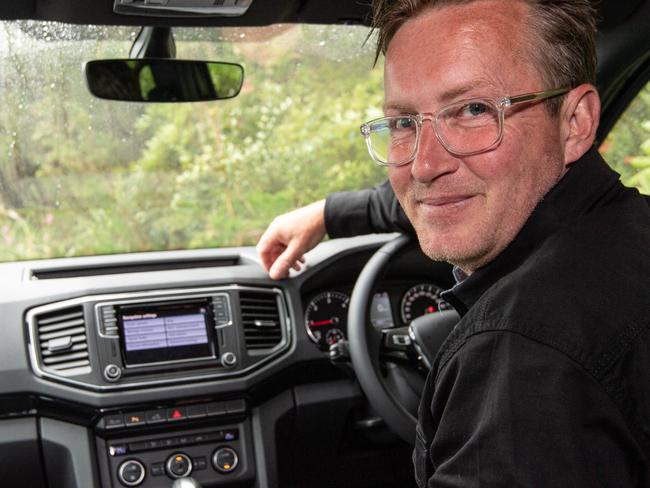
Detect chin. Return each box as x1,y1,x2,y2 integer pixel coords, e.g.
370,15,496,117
414,225,492,271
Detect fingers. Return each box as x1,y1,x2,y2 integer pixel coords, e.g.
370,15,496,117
256,199,327,280
256,234,278,273
268,240,304,280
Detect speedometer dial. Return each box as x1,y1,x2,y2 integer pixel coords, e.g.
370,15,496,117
304,291,350,348
400,284,449,323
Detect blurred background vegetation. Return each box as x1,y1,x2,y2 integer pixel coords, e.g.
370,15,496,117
0,21,647,262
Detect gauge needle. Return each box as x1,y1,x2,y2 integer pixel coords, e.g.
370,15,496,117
310,319,333,326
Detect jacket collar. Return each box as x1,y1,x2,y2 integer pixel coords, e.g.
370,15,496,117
441,147,621,316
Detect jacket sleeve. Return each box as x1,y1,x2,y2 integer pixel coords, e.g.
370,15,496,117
323,180,414,238
418,330,640,487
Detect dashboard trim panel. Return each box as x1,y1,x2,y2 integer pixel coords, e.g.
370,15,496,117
26,285,292,392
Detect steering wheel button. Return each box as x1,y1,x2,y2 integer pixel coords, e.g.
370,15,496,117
392,335,411,346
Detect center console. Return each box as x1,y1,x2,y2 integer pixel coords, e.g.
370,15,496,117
25,285,292,487
96,399,255,487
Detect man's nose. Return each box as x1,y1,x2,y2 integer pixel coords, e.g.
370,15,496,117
410,122,459,182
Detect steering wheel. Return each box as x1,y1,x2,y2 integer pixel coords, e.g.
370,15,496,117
347,234,460,444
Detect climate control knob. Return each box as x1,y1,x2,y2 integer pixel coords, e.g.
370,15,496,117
166,452,193,479
212,446,239,473
117,459,145,487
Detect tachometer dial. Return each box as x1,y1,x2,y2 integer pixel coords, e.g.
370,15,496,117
400,284,450,323
304,291,350,348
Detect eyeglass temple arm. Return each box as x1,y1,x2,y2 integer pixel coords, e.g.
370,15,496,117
505,87,571,106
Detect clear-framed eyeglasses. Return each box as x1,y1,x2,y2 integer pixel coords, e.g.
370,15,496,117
359,87,570,166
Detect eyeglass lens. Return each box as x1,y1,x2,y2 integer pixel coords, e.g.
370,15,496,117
367,100,502,164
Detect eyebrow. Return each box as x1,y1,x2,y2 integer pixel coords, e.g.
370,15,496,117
383,81,497,113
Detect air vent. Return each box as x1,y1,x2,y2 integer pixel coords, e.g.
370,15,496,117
34,306,91,376
240,290,283,350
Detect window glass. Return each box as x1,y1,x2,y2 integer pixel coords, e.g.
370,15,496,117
599,80,650,195
0,22,385,261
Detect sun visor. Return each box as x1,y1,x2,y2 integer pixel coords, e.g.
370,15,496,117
114,0,253,17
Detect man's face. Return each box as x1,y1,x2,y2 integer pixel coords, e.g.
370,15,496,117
385,0,568,272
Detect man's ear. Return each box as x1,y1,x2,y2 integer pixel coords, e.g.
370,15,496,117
560,83,601,166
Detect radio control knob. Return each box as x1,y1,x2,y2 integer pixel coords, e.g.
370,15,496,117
117,459,145,486
104,364,122,382
166,453,192,479
221,352,237,368
212,447,239,473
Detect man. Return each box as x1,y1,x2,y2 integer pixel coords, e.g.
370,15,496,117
257,0,650,485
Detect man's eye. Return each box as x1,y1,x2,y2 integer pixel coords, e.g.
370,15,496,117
392,117,416,130
463,102,488,117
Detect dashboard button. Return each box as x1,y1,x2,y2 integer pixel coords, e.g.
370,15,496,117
150,462,164,477
192,433,208,443
124,412,146,427
166,407,187,422
128,441,147,452
186,404,207,419
225,399,246,414
193,457,207,470
104,414,125,429
221,352,237,367
104,364,122,382
145,439,161,450
109,444,128,457
223,429,238,441
206,431,224,442
145,409,166,424
206,402,226,416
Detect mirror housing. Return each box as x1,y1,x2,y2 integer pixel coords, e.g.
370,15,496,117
85,59,244,103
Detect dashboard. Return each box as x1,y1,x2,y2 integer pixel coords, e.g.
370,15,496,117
0,234,453,488
304,283,453,349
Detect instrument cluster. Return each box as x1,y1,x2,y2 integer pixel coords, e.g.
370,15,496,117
303,283,453,349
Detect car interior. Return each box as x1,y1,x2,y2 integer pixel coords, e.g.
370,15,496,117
0,0,649,487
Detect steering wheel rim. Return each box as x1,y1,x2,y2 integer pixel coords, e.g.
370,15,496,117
347,234,418,444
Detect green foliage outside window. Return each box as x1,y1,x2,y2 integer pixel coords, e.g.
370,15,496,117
600,81,650,195
0,23,386,261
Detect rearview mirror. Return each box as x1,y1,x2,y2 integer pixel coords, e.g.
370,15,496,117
85,59,244,102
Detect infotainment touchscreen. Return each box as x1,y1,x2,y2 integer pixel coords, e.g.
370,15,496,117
117,299,216,367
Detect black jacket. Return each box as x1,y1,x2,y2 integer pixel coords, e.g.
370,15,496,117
325,148,650,486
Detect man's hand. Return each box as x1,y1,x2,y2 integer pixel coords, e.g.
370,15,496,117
256,199,327,280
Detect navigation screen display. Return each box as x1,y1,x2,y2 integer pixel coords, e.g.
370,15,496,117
118,300,215,366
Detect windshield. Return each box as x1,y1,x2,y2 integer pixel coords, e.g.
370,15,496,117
0,21,385,261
